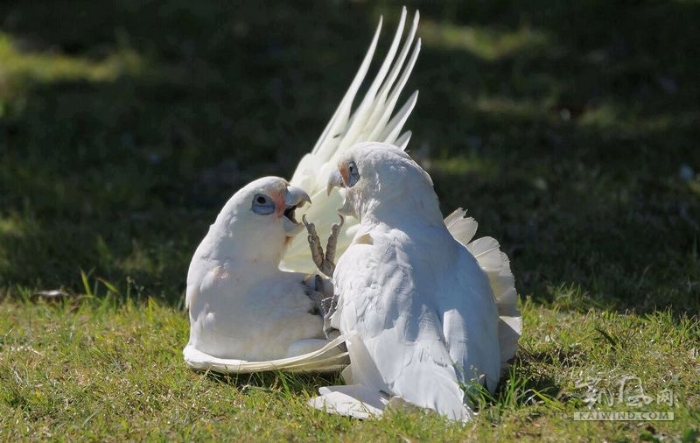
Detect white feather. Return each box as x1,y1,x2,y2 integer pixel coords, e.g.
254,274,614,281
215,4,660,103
444,209,522,371
310,144,514,421
184,178,348,373
282,7,421,274
309,385,388,419
185,9,423,374
184,335,347,374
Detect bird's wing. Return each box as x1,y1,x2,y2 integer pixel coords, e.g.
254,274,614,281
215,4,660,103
281,7,421,273
186,263,349,373
185,234,214,310
311,231,472,422
444,208,522,372
183,334,348,374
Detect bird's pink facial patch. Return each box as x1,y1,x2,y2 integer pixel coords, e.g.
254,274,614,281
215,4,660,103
339,164,349,187
269,191,285,218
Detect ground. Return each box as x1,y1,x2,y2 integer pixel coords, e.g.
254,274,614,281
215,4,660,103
0,1,698,441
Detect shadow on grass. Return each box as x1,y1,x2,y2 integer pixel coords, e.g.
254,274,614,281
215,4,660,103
204,369,343,397
1,1,698,315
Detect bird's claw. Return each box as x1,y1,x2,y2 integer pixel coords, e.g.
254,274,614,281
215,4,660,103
303,215,325,272
324,215,344,273
305,215,344,341
304,214,344,277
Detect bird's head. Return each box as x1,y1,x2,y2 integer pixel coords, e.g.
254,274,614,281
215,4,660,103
327,142,439,224
212,176,310,265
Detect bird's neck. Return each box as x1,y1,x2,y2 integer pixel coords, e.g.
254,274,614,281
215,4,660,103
360,210,444,235
358,189,443,230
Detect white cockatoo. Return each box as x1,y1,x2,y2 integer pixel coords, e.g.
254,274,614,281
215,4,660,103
184,177,347,372
184,9,422,373
309,142,522,421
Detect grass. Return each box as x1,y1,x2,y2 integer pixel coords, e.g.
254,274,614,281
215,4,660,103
1,0,699,441
2,295,697,441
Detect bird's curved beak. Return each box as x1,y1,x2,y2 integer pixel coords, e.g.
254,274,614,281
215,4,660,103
327,169,345,196
284,185,311,209
282,185,310,236
327,168,355,218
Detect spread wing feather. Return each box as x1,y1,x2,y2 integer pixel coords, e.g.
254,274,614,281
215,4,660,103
282,7,421,273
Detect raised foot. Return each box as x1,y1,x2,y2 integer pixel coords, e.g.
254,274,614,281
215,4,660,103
303,214,344,277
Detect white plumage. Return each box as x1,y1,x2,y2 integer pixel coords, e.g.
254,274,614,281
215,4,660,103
282,7,421,274
310,143,522,421
184,177,348,372
184,9,421,373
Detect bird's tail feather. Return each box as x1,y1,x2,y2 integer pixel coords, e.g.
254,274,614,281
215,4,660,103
444,208,522,372
183,335,348,374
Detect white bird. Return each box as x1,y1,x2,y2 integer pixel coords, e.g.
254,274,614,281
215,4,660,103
309,142,521,421
184,9,422,373
183,177,347,372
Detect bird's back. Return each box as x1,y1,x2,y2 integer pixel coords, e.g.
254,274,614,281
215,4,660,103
333,220,500,419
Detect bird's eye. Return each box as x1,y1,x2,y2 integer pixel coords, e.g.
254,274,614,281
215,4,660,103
347,161,360,187
252,193,276,215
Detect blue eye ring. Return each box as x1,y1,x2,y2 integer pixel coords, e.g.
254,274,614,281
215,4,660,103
252,193,276,215
347,161,360,187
